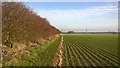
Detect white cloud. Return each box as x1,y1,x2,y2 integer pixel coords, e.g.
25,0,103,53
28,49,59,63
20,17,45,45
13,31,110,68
37,5,117,18
35,5,118,32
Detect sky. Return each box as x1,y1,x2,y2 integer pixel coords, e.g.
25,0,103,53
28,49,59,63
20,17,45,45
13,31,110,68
4,0,120,2
24,2,118,32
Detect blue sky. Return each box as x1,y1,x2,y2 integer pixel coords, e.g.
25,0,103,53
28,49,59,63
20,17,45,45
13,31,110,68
20,0,120,2
24,2,118,32
25,2,116,10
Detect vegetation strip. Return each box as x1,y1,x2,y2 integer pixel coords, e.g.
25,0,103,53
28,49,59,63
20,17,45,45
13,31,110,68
69,43,81,66
70,40,100,66
4,36,61,66
82,44,119,65
74,37,119,65
63,34,119,66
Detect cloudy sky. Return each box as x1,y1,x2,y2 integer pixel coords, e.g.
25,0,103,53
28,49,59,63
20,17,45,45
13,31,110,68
24,2,118,32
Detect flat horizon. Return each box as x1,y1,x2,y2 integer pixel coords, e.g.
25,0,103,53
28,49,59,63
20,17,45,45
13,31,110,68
24,2,118,32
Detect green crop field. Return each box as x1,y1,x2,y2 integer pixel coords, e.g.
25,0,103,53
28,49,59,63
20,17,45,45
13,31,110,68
4,34,119,66
63,34,119,66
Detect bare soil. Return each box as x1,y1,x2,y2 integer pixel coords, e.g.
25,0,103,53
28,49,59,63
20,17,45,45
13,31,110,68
53,36,64,66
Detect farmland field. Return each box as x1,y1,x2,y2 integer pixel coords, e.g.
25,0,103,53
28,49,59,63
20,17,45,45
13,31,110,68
63,34,119,66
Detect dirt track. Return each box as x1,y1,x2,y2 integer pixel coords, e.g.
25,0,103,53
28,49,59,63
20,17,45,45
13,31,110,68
53,36,64,66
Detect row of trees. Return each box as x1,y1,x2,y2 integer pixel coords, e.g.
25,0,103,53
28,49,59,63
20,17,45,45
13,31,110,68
2,2,61,48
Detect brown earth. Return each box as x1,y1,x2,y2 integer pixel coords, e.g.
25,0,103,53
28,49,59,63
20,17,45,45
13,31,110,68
53,35,64,66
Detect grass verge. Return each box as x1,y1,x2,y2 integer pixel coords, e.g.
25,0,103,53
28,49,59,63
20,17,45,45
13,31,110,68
5,36,61,66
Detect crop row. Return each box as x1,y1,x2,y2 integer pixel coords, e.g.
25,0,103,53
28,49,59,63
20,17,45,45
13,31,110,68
63,34,119,66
